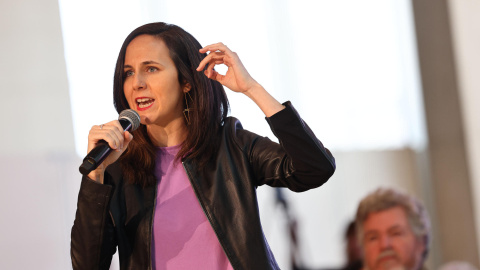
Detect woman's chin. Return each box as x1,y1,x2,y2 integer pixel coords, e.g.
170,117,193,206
140,116,152,126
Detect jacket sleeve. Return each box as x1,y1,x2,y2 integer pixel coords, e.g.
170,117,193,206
71,177,117,270
245,101,336,191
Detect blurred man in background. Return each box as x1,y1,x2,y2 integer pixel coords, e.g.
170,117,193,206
355,188,431,270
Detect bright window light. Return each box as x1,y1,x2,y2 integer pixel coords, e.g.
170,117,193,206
59,0,424,157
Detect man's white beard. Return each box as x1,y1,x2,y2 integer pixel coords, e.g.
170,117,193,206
364,265,406,270
367,249,407,270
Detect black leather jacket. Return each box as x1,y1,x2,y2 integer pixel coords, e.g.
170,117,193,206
71,102,336,270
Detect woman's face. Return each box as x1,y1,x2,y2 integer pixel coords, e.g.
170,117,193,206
123,34,190,126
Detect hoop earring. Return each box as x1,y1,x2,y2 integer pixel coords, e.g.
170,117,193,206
183,92,194,125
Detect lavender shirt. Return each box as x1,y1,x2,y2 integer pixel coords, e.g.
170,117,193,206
152,145,233,270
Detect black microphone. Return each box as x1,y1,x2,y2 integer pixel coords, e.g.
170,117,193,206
79,109,141,175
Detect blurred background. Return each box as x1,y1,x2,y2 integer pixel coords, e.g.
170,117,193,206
1,0,479,269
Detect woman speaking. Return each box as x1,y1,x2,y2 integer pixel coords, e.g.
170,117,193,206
71,22,335,270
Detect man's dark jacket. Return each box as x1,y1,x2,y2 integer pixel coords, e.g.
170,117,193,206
71,102,336,270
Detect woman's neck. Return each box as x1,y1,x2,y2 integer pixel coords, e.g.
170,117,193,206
146,118,188,147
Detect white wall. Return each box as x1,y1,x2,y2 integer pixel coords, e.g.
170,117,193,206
448,0,480,262
0,0,80,269
0,0,74,155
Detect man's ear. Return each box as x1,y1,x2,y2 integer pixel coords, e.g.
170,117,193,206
416,235,428,262
183,82,192,93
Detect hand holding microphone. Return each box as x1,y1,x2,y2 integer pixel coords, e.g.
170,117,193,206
79,109,141,181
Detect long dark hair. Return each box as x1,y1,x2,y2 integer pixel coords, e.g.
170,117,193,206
113,22,229,187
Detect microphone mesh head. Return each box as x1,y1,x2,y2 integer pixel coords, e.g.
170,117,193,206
118,109,141,131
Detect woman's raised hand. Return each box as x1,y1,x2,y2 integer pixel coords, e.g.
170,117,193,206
86,120,134,183
196,42,260,94
197,42,285,117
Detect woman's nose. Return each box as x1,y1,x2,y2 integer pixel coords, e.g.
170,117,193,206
133,74,146,90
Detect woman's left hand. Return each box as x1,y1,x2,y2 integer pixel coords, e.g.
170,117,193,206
196,43,259,94
197,42,285,117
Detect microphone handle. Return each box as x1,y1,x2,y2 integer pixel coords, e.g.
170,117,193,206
79,119,133,175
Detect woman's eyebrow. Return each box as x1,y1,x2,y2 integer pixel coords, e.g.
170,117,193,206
124,61,163,69
142,60,162,66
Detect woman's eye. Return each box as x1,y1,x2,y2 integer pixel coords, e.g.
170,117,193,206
147,67,158,72
124,70,134,77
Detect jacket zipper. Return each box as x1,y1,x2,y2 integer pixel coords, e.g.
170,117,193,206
181,161,237,269
147,180,158,270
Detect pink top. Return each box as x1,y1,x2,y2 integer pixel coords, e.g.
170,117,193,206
151,145,233,270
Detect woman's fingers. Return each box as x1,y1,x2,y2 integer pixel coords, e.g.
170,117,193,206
199,42,230,54
124,131,134,146
196,42,234,71
197,50,235,82
197,51,226,72
87,120,126,152
197,42,259,93
109,121,128,150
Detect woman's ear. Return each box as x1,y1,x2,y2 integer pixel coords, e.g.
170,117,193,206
183,82,192,93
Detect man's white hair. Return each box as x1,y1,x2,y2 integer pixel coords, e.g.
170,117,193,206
355,187,431,261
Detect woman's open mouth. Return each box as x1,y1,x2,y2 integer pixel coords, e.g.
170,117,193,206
136,97,155,111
